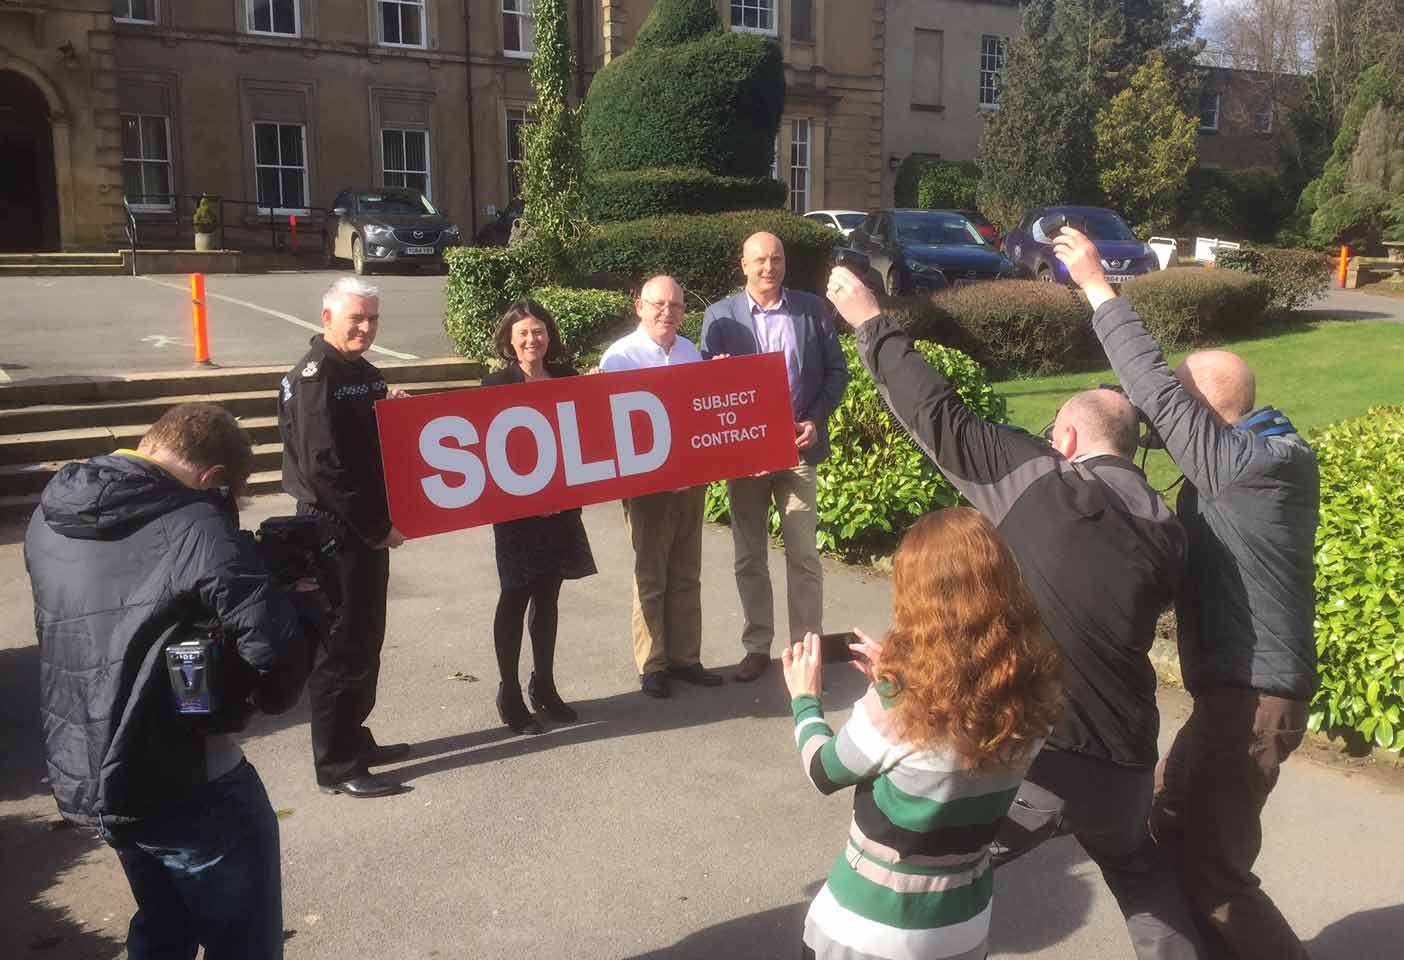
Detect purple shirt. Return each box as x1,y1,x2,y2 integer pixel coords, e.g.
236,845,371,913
747,289,803,411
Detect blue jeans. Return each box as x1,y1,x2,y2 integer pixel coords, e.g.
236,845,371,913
99,759,283,960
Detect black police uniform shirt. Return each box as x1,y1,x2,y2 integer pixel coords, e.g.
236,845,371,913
278,334,391,547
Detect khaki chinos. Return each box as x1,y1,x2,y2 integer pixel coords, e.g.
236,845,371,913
622,486,706,675
727,463,823,655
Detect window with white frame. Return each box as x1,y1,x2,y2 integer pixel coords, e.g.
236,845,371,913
121,114,172,210
731,0,776,36
789,119,810,214
248,0,299,36
1200,92,1221,131
979,35,1007,109
383,128,431,196
503,0,534,57
112,0,156,23
379,0,425,46
506,107,533,199
254,121,309,212
1253,104,1273,134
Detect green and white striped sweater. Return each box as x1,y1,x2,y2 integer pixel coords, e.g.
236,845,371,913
792,687,1040,960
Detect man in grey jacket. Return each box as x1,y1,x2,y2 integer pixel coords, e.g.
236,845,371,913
1054,228,1319,959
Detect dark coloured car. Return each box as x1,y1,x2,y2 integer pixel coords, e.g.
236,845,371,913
324,187,461,275
848,209,1016,295
1002,206,1160,286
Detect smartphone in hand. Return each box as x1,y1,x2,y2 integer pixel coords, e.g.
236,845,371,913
820,631,861,663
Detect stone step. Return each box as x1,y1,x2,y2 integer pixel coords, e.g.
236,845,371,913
0,252,125,265
0,263,127,277
0,416,283,466
0,379,479,433
0,357,484,408
0,443,286,496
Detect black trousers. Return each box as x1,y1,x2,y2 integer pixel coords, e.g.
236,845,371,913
308,542,389,784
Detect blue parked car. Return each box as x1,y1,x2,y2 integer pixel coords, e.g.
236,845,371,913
1002,206,1161,286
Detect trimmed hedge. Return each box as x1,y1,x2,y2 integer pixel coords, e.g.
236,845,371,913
1308,406,1404,752
705,339,1009,559
584,168,786,222
634,0,719,48
442,244,545,359
575,209,838,302
529,286,634,361
1214,247,1331,313
1181,166,1295,243
581,28,784,178
927,280,1098,376
1120,268,1270,349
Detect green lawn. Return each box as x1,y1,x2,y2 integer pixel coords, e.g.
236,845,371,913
994,320,1403,491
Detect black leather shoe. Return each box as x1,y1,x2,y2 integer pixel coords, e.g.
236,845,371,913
668,663,724,687
497,683,544,734
364,742,411,766
528,673,578,723
318,773,405,798
640,672,671,699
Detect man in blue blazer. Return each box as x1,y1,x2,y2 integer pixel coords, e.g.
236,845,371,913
700,231,849,682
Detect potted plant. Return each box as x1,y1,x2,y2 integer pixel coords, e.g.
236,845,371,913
192,195,217,252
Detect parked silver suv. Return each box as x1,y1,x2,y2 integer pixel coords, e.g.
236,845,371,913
324,187,461,275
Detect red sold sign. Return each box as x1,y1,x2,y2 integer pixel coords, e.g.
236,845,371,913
376,353,798,538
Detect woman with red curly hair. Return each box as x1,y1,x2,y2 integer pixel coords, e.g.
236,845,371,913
783,507,1063,960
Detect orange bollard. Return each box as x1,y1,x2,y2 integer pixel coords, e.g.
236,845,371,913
1337,244,1350,288
289,213,299,254
190,272,212,366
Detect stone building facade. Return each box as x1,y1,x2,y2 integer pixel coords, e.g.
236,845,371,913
1,0,884,251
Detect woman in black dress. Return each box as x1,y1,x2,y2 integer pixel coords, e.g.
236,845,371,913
482,299,597,734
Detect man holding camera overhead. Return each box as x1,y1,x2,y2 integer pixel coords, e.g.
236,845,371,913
280,276,410,798
1056,226,1319,959
700,232,849,683
26,403,307,959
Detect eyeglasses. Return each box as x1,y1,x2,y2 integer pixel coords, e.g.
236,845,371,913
641,298,685,313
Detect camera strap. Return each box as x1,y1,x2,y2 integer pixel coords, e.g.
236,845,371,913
1239,407,1296,439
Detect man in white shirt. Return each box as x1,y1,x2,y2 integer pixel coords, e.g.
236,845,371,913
600,276,725,699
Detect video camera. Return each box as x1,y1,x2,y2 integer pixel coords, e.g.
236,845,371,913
164,515,339,729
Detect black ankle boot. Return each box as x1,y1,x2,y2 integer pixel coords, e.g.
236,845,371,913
497,683,543,734
528,673,578,723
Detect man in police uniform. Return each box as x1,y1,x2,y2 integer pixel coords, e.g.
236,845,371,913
280,276,409,798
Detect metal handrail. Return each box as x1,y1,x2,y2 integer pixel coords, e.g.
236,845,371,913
122,197,138,276
123,193,330,252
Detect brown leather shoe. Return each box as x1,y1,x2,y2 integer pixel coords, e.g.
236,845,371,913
733,652,772,683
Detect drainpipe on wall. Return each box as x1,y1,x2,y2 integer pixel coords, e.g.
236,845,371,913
463,0,480,238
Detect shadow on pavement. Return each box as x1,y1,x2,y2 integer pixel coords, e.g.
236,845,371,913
622,897,811,959
0,649,125,959
1306,903,1404,959
1299,308,1394,322
381,660,856,785
989,835,1098,954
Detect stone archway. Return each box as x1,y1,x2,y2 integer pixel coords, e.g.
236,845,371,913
0,70,61,251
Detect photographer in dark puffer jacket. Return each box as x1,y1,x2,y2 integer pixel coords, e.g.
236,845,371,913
24,403,306,960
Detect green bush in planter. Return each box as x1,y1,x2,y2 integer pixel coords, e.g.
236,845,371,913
192,195,217,233
1120,268,1270,349
1308,406,1404,752
705,339,1008,560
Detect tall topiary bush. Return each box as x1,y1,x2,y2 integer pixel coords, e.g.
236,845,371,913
581,0,784,178
1309,406,1404,752
916,162,980,210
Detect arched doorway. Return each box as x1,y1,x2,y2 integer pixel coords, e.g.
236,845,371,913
0,71,61,251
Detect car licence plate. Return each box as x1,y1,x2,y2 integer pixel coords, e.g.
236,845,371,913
1106,274,1134,285
403,245,435,256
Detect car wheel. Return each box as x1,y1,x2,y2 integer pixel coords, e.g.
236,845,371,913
885,267,902,297
352,236,369,276
1036,265,1053,283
